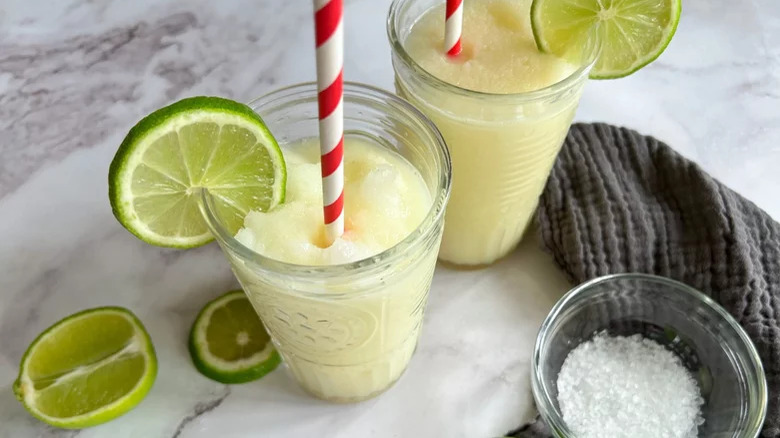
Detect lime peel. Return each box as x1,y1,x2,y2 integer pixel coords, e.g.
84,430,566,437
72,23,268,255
531,0,682,79
109,96,286,248
13,307,157,429
189,290,281,384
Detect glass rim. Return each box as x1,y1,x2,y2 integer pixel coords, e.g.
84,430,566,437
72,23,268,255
386,0,598,103
199,81,452,280
531,273,768,437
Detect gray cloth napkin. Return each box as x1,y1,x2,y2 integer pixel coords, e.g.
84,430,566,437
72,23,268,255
511,123,780,437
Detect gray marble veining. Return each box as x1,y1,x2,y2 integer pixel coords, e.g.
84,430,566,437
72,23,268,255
1,0,779,437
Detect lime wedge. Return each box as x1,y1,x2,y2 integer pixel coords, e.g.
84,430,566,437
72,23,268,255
109,96,286,248
13,307,157,429
531,0,681,79
189,290,280,384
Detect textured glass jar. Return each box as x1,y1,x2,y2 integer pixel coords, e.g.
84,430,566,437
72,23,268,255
388,0,595,267
533,274,767,437
200,82,451,403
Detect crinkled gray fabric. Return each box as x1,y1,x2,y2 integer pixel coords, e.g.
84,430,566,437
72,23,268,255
512,123,779,437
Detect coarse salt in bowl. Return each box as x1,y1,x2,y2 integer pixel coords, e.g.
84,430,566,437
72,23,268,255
531,273,767,437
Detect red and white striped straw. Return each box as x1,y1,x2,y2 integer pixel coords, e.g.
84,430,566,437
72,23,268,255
313,0,345,245
445,0,463,57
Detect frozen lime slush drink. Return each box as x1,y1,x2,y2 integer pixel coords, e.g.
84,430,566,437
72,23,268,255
200,83,451,403
389,0,594,266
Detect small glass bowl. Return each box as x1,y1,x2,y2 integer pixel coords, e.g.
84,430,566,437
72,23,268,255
532,273,767,437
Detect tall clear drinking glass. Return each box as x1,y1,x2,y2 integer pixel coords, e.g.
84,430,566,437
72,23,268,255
388,0,596,267
199,83,451,403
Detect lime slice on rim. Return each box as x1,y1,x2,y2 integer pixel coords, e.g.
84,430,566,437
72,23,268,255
531,0,681,79
13,307,157,429
189,290,281,384
109,96,286,248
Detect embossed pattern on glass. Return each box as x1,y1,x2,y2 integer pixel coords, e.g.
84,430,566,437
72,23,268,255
200,83,451,403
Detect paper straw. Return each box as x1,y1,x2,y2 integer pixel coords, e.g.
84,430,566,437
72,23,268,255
314,0,345,245
445,0,463,57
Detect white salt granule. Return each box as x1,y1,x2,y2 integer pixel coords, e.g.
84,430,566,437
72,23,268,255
557,332,704,438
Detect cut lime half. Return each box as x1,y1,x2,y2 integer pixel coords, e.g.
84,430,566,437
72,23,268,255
531,0,681,79
109,96,286,248
13,307,157,429
189,290,280,384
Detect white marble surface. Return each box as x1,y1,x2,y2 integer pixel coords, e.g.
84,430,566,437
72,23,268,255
1,0,779,437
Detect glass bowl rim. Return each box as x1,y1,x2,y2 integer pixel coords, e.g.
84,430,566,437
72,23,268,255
531,272,768,437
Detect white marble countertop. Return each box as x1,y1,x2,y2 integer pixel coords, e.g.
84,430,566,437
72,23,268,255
1,0,779,437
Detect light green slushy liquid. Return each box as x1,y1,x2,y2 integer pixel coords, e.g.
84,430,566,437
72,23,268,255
233,138,435,402
400,0,583,266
